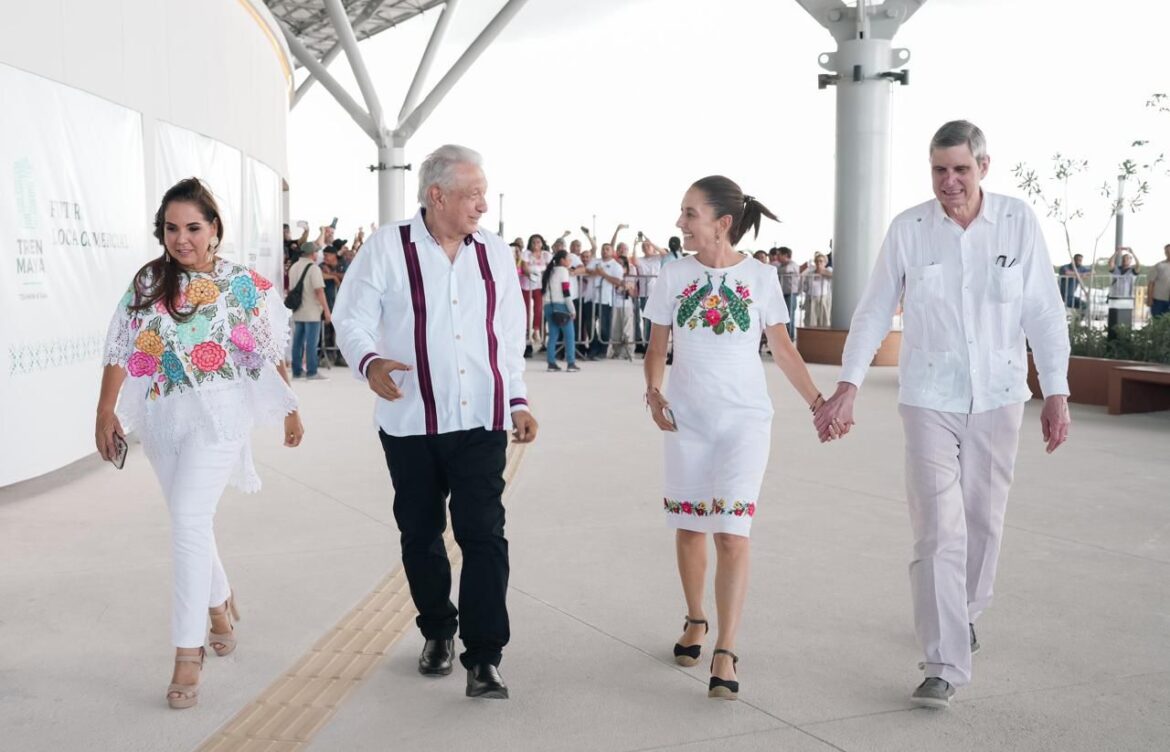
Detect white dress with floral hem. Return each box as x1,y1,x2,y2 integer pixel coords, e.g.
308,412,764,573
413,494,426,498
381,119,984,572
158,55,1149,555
643,256,789,536
102,259,298,492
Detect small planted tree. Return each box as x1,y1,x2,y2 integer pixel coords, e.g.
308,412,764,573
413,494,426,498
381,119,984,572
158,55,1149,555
1012,93,1168,272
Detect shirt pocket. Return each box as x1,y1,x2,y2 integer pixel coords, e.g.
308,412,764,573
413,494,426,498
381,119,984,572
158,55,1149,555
905,264,943,304
988,346,1026,397
901,347,962,398
989,265,1023,303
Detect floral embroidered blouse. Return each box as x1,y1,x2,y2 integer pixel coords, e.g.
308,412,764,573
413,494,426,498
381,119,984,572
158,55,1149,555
103,259,297,491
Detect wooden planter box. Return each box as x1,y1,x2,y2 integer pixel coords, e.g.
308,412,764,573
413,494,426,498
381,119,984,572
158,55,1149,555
1026,353,1151,406
795,328,901,366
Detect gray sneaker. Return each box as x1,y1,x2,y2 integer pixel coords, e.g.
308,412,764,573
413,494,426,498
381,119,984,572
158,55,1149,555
970,623,980,655
306,373,329,381
912,677,955,709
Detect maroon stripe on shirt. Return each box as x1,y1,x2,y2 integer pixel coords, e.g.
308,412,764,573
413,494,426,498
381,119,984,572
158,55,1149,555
474,241,505,432
358,352,379,377
400,224,438,435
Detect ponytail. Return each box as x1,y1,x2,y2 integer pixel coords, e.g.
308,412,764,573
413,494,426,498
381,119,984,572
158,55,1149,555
691,175,779,246
737,195,779,247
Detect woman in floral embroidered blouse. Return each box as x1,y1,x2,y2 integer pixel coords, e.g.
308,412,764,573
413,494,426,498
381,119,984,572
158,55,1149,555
643,175,832,701
95,178,302,709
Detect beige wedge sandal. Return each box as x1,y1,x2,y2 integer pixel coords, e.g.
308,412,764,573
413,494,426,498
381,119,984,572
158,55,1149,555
208,592,240,657
167,648,205,709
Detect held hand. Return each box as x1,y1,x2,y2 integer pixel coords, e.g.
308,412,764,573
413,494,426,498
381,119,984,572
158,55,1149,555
512,410,539,443
367,358,412,401
95,409,125,461
283,411,304,447
813,383,857,443
1040,395,1070,453
646,388,677,432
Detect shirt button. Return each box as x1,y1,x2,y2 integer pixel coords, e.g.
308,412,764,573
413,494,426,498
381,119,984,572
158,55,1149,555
968,339,974,344
461,400,468,406
455,334,462,340
452,299,458,304
460,369,466,375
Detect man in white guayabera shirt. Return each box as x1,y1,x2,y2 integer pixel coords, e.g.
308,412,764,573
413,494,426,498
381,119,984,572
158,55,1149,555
333,144,538,701
814,121,1071,709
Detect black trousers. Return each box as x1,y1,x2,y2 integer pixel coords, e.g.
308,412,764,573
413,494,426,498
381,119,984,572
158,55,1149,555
379,427,510,668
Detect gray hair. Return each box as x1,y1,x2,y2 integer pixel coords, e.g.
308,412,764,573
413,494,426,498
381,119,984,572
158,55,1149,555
930,120,988,162
416,144,483,207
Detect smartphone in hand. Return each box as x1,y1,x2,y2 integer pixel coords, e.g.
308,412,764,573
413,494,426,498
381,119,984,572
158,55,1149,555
110,433,128,470
662,406,677,430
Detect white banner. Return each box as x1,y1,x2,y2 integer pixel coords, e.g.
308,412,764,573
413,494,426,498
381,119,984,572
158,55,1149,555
0,63,148,486
244,158,284,287
155,121,243,264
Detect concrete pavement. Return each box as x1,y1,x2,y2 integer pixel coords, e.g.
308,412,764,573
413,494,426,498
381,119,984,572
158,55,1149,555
1,358,1167,751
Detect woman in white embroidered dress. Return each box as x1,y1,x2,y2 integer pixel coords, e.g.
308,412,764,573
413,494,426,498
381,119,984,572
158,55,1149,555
643,176,835,701
94,178,302,709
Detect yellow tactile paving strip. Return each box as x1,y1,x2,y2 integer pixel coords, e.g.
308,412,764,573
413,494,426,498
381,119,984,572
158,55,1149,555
196,441,527,752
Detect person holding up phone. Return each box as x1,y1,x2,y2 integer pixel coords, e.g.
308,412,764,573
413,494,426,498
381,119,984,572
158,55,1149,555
95,178,303,710
643,175,830,702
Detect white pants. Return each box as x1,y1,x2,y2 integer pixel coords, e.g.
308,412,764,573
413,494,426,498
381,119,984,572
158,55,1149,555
804,295,831,328
147,434,244,648
899,402,1025,688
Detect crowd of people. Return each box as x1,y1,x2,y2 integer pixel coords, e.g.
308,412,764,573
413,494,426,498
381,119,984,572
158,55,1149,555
273,214,838,377
1057,245,1170,325
508,228,836,368
280,220,368,378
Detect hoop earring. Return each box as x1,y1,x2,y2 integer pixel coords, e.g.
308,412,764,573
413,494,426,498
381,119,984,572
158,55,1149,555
209,237,220,250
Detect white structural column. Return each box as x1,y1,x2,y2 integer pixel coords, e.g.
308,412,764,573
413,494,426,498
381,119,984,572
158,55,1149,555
796,0,924,329
279,0,530,224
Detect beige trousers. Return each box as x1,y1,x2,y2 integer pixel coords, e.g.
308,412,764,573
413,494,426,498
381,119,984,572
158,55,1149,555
899,401,1026,688
804,295,831,328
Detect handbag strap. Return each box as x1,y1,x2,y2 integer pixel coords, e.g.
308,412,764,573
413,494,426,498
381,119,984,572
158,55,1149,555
291,262,312,293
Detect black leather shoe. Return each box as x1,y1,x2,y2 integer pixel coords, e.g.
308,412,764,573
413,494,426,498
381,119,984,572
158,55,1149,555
465,663,509,699
418,639,454,676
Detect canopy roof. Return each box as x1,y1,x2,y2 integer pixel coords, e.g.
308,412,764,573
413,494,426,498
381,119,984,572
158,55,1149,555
263,0,447,65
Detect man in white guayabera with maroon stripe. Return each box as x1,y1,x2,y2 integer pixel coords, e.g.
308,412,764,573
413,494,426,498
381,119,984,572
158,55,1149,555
333,144,537,700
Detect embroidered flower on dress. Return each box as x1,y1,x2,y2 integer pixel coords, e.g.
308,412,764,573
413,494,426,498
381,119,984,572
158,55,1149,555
155,292,190,315
134,330,165,358
230,275,260,310
664,497,756,518
675,274,754,336
190,341,227,372
127,351,158,377
176,315,211,347
231,348,264,370
186,278,219,306
249,269,273,291
230,324,256,352
161,351,186,382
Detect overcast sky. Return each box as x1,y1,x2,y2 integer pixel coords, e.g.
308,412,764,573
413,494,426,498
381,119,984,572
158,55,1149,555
287,0,1169,265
